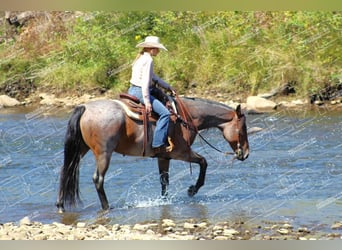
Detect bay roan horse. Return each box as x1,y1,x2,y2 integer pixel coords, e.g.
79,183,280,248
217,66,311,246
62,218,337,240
56,96,249,213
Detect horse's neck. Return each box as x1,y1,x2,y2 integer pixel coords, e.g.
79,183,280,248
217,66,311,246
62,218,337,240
180,98,234,130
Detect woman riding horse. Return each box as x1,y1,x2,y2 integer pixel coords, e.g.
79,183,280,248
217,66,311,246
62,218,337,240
128,36,176,154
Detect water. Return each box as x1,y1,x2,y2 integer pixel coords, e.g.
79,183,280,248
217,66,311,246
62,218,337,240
0,105,341,233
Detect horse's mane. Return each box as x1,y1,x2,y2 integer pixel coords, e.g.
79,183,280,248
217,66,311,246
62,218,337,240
181,96,234,111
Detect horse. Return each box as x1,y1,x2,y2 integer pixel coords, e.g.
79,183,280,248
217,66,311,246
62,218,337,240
56,96,249,213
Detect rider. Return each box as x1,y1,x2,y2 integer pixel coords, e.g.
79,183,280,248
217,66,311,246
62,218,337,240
128,35,176,153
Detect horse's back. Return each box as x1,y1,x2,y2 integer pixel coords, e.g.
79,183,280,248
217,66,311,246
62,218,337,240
81,99,125,131
83,99,123,114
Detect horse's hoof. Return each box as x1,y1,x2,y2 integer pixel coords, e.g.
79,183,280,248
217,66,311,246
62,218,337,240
56,202,65,213
57,207,65,214
187,185,197,197
161,192,169,200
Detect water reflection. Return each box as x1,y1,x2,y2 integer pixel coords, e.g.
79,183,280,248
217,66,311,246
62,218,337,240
59,212,80,225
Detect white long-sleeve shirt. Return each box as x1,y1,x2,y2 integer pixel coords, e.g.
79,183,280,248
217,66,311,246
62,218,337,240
129,52,171,105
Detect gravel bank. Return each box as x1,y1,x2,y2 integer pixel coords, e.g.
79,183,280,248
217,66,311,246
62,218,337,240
1,217,341,240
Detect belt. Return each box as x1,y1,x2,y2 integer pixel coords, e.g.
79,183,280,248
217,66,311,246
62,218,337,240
130,84,141,88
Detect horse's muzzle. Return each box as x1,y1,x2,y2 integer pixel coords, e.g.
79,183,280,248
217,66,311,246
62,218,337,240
236,147,249,161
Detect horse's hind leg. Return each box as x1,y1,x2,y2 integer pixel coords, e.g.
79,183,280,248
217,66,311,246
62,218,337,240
93,152,112,211
158,158,170,197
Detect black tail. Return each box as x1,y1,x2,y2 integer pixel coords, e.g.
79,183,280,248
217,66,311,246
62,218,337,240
58,105,86,208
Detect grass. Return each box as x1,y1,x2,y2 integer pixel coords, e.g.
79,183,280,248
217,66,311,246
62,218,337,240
0,11,341,100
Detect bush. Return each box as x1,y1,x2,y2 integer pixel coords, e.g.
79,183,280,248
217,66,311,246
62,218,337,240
0,11,340,99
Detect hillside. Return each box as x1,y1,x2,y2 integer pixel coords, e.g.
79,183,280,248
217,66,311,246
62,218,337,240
0,11,341,103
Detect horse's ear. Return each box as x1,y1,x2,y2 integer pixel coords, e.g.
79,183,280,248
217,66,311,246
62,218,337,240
236,104,242,117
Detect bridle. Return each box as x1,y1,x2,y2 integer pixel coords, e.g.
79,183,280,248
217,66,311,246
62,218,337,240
173,95,243,157
234,114,244,159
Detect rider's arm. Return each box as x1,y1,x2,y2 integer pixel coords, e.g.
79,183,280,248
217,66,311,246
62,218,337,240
152,74,170,89
152,74,175,94
140,58,153,106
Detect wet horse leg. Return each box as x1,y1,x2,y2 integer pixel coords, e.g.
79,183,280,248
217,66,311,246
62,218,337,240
93,152,112,210
158,158,170,197
186,151,208,197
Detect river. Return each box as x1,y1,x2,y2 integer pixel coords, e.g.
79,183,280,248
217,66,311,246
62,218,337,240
0,105,341,233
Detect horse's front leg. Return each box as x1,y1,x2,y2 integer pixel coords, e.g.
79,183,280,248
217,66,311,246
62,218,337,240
158,158,170,197
187,151,208,197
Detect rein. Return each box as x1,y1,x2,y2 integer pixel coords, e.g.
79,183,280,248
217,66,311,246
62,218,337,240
142,108,148,156
197,132,235,156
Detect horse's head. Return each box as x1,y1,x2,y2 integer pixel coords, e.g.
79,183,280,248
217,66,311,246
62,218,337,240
222,104,249,161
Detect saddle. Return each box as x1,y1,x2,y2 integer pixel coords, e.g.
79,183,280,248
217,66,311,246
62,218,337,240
118,93,159,123
117,92,176,156
118,92,177,123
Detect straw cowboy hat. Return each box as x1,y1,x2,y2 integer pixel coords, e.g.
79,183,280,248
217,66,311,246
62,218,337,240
136,36,168,51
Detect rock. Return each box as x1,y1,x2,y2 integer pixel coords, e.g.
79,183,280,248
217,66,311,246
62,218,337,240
213,225,224,231
0,95,20,107
12,231,28,240
0,235,14,240
52,222,66,228
291,99,306,105
33,234,48,240
197,222,208,229
298,227,310,233
133,223,149,231
163,227,174,233
39,93,57,105
331,221,342,230
76,222,87,228
96,224,108,232
246,96,277,112
78,94,94,103
112,224,120,231
67,234,75,240
214,236,228,240
278,101,296,108
282,223,293,229
146,229,155,235
223,228,239,236
277,228,289,235
162,219,176,228
184,222,197,229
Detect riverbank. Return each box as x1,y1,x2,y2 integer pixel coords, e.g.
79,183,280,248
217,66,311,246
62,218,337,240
1,216,341,240
1,87,342,114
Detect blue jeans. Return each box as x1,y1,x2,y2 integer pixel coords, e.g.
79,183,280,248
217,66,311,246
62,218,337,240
128,85,170,148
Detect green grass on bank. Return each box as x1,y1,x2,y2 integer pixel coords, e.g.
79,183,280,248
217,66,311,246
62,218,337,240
0,11,341,100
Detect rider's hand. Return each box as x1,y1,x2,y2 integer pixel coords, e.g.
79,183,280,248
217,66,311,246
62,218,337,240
169,87,176,96
145,102,152,114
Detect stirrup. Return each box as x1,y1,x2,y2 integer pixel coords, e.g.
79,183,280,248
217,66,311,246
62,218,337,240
165,137,174,152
